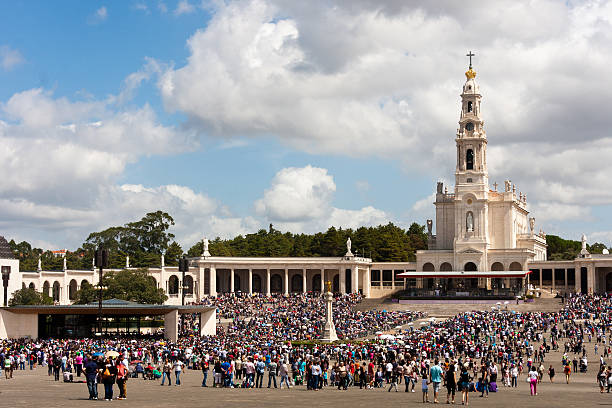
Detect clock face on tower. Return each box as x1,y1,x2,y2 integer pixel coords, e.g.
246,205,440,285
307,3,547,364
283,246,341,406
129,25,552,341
465,122,474,131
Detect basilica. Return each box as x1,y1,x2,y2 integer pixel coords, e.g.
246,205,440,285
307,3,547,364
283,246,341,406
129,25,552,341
2,60,612,308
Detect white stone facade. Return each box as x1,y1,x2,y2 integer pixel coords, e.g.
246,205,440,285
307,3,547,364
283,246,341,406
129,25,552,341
417,66,547,284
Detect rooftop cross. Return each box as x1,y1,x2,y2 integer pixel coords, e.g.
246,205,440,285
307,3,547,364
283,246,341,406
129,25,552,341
466,51,475,69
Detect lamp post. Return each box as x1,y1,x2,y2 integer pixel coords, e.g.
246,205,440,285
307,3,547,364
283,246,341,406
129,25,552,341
178,256,190,335
94,248,109,334
1,266,10,307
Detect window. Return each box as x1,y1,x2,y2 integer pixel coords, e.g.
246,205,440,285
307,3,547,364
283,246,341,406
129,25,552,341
467,101,473,112
466,149,474,170
465,122,474,131
466,178,473,183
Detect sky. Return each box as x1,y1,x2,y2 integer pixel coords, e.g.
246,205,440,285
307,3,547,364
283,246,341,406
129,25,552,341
1,0,612,251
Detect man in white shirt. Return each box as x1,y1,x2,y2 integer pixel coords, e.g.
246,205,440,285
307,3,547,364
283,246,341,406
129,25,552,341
173,359,184,386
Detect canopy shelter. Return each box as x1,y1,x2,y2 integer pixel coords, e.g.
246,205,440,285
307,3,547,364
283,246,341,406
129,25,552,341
0,298,215,342
396,270,532,278
396,271,531,299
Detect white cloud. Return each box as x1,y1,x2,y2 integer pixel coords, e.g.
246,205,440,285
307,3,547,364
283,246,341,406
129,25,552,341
134,2,149,14
0,45,24,71
89,6,109,24
158,1,168,13
156,0,612,237
175,0,195,15
255,165,389,232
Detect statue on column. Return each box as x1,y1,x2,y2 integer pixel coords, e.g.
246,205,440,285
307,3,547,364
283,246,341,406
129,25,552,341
37,256,42,272
161,253,165,268
529,217,535,235
426,219,433,236
321,281,338,342
63,256,67,271
125,255,130,269
345,237,353,256
202,237,211,257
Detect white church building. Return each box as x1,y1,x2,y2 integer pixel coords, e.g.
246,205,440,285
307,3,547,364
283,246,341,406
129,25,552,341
3,60,612,307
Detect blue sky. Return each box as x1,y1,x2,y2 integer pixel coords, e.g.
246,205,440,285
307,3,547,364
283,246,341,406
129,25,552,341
2,0,612,250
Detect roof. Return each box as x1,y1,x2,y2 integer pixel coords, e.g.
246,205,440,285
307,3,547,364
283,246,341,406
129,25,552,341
0,236,15,259
3,298,214,315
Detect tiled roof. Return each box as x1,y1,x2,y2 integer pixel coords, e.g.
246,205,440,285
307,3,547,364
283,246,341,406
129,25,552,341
0,236,15,259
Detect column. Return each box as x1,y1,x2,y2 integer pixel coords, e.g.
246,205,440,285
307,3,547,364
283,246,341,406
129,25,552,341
552,269,556,292
352,265,359,294
164,310,179,342
230,268,235,293
266,268,271,296
320,269,325,293
339,267,346,294
248,268,253,295
364,267,371,298
391,269,395,290
564,269,568,293
539,269,543,289
209,265,216,297
575,266,581,293
199,266,205,299
284,268,289,295
587,264,595,294
302,269,307,294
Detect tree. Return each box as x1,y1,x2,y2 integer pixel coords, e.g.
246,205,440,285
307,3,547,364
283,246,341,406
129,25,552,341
165,241,183,266
73,269,167,304
9,288,53,306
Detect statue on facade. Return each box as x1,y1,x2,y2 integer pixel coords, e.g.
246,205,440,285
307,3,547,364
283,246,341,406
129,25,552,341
202,237,211,257
345,237,353,256
37,256,42,272
437,182,443,194
426,219,433,236
505,180,511,192
529,217,535,234
466,212,474,232
161,253,165,268
125,255,130,269
63,256,67,271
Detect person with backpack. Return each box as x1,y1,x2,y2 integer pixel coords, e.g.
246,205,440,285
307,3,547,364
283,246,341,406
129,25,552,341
101,357,117,401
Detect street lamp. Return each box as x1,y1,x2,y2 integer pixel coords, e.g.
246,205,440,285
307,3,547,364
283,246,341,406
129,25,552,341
178,256,189,335
1,266,11,307
94,248,109,334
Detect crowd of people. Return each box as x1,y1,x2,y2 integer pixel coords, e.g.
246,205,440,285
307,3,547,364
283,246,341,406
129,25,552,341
1,292,611,403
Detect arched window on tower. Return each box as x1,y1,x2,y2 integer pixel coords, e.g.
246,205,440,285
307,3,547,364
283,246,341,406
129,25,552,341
466,149,474,170
466,211,474,232
465,122,474,131
467,101,473,112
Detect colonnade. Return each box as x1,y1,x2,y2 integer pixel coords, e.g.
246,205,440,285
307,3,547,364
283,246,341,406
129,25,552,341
196,264,370,298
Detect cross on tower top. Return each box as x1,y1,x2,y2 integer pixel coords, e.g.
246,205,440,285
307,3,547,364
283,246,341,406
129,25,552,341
466,51,475,69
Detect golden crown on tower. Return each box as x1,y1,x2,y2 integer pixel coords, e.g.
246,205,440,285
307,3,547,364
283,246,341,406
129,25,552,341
465,68,477,79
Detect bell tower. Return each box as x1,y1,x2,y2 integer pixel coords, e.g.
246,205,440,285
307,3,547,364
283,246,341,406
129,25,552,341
455,51,488,187
452,52,490,270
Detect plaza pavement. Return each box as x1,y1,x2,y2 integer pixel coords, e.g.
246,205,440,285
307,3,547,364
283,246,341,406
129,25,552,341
1,338,607,407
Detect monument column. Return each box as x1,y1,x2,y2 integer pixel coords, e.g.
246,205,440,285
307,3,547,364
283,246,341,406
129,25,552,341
248,268,253,295
352,265,359,294
321,281,338,342
339,267,346,294
230,268,234,293
209,265,216,296
539,269,543,289
284,268,289,295
266,268,271,296
564,269,568,293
